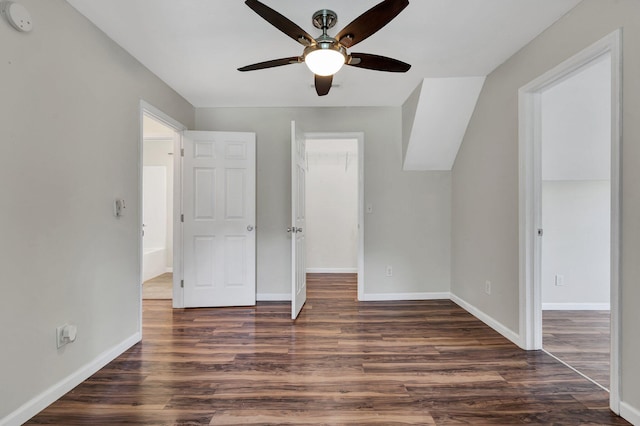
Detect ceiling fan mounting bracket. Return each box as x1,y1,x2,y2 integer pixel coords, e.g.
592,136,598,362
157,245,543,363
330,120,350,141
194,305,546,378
312,9,338,31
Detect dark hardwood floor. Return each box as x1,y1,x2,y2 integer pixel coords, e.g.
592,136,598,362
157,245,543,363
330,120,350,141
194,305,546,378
28,274,627,425
543,310,611,389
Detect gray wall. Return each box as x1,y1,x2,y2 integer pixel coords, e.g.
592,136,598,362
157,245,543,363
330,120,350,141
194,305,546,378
541,180,610,306
196,107,451,297
451,0,640,414
0,0,194,420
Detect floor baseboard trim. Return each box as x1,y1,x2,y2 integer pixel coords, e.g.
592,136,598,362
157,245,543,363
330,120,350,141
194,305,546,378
360,292,450,302
450,293,521,347
1,333,141,426
256,293,291,302
542,302,610,311
620,401,640,425
165,267,173,273
306,268,358,273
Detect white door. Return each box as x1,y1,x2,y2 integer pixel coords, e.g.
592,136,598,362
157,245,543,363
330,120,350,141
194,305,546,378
291,121,307,319
182,131,256,307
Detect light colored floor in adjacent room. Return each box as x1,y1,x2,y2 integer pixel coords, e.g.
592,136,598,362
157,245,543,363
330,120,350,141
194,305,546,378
543,310,610,390
143,272,172,299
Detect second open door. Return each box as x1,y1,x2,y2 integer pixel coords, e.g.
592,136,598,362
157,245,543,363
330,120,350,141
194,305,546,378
291,121,307,319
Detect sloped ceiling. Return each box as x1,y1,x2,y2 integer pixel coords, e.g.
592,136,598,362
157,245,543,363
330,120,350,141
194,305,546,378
403,77,485,171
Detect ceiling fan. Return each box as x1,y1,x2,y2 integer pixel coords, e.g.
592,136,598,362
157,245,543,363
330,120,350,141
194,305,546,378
238,0,411,96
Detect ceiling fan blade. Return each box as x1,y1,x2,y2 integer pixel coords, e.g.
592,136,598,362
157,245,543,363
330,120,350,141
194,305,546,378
238,57,302,72
335,0,409,48
315,75,333,96
347,53,411,72
244,0,315,46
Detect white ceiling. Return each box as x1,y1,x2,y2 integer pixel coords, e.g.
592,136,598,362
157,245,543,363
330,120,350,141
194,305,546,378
65,0,581,108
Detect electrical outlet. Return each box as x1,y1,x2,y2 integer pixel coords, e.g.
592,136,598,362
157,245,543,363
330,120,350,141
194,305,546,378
385,265,393,277
485,280,491,295
56,324,77,348
555,274,565,286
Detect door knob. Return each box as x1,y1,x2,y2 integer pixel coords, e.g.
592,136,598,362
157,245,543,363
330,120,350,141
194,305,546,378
287,226,296,233
296,227,303,233
247,225,254,232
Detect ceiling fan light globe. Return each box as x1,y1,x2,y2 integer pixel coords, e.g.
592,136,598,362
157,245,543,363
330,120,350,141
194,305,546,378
305,48,345,76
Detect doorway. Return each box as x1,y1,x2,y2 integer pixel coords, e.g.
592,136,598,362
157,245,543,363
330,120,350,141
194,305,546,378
139,101,186,313
518,30,621,411
304,133,365,301
539,55,611,389
305,138,358,273
142,114,177,300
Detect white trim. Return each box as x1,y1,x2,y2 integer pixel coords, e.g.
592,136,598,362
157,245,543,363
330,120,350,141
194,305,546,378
518,29,622,413
143,135,175,142
304,132,365,302
165,267,173,273
360,292,450,302
542,303,610,311
139,101,187,311
306,268,358,274
256,293,291,302
450,294,521,346
620,402,640,426
0,333,140,426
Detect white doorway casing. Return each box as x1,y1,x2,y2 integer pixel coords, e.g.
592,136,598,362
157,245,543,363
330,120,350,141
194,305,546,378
139,101,187,320
518,30,622,412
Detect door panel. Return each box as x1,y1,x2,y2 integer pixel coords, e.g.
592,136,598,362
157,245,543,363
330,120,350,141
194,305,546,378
291,121,307,319
183,131,256,307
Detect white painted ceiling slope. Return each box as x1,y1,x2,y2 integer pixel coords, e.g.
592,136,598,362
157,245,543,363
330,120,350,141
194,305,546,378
66,0,581,108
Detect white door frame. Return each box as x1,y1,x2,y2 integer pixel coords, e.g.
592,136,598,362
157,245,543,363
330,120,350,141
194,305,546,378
305,132,365,301
518,29,622,412
139,101,187,322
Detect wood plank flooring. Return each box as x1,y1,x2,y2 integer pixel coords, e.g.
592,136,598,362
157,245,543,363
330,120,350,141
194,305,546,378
27,274,628,425
143,272,173,300
543,310,610,389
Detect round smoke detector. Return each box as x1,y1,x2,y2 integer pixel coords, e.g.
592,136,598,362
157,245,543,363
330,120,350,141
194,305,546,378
2,2,33,32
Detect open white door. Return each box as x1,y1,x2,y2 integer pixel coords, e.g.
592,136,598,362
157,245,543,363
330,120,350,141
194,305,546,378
182,131,256,307
291,121,307,319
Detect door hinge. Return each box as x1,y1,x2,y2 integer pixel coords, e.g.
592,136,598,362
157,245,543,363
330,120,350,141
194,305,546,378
180,279,184,288
181,148,184,157
537,228,544,236
181,214,184,222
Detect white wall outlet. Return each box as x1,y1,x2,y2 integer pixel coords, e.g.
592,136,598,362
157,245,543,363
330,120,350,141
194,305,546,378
56,324,77,348
555,274,565,286
385,265,393,277
485,280,491,295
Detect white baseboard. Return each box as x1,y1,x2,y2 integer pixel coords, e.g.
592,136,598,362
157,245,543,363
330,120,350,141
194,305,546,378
1,333,141,426
542,302,610,311
360,292,450,302
306,268,358,273
621,401,640,426
450,293,521,347
256,293,291,302
165,267,173,273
